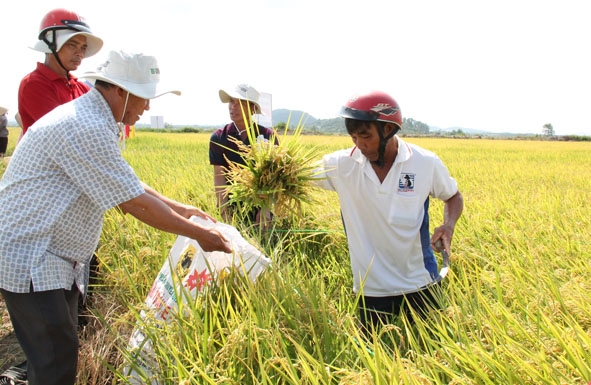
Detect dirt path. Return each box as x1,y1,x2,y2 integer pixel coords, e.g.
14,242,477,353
0,297,26,373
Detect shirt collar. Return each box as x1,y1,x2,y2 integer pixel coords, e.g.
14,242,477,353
86,88,120,136
36,62,79,83
395,136,413,163
350,135,412,165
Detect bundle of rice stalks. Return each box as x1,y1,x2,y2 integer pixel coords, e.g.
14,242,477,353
224,114,324,220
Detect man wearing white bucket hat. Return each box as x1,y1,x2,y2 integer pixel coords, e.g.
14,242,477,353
17,8,104,139
210,84,278,227
0,50,231,385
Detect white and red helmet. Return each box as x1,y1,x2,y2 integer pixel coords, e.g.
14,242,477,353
340,90,402,129
32,8,103,57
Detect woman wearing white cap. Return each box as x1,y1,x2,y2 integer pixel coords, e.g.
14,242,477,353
210,84,278,227
17,8,104,139
0,50,231,385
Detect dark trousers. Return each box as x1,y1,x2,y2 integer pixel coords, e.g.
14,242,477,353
1,283,80,385
0,137,8,155
358,283,442,331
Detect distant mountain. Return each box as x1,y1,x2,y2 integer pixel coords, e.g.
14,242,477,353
272,109,318,127
276,111,528,137
162,108,553,138
431,126,488,134
272,109,346,134
430,125,529,137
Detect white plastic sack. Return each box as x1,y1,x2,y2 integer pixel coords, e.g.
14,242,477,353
124,216,271,384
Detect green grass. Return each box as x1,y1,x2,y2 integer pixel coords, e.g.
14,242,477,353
2,131,591,384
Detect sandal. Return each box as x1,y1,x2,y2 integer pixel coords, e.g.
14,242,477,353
0,361,27,384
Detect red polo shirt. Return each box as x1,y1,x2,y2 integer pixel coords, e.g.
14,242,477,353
18,62,90,134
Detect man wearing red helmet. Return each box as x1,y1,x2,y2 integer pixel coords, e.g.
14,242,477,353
17,8,103,139
2,10,104,383
18,9,104,322
316,90,463,330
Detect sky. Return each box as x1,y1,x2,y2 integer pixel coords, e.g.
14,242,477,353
1,0,590,135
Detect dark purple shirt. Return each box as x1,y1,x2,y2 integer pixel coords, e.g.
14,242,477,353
209,122,277,170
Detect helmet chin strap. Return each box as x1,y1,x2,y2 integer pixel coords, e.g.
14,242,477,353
43,29,71,80
118,92,130,149
373,124,399,168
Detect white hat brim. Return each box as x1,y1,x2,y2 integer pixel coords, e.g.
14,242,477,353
82,73,181,99
219,89,262,114
31,30,103,58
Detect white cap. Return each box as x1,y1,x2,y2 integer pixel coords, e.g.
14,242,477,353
32,29,103,58
219,84,262,114
80,50,181,99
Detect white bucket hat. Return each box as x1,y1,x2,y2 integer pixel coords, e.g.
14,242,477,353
32,29,103,58
80,50,181,99
219,84,262,114
0,106,7,115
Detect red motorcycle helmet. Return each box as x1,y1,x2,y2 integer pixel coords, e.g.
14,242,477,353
38,8,93,35
32,8,103,57
339,90,403,129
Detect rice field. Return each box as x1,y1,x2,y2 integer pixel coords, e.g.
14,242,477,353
2,130,591,384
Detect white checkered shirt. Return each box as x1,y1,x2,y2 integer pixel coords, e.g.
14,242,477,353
0,88,145,294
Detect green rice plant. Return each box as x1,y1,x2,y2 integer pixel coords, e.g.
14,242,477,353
5,132,591,384
223,113,325,221
93,136,591,384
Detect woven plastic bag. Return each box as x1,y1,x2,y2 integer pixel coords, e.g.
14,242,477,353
124,216,271,384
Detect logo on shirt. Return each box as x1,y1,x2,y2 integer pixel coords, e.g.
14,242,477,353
398,173,415,192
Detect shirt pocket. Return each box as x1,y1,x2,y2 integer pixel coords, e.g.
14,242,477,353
388,193,424,230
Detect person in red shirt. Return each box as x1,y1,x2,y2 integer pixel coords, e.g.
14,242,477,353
2,9,103,384
17,8,103,139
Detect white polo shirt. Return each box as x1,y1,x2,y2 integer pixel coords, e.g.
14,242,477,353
316,137,458,296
